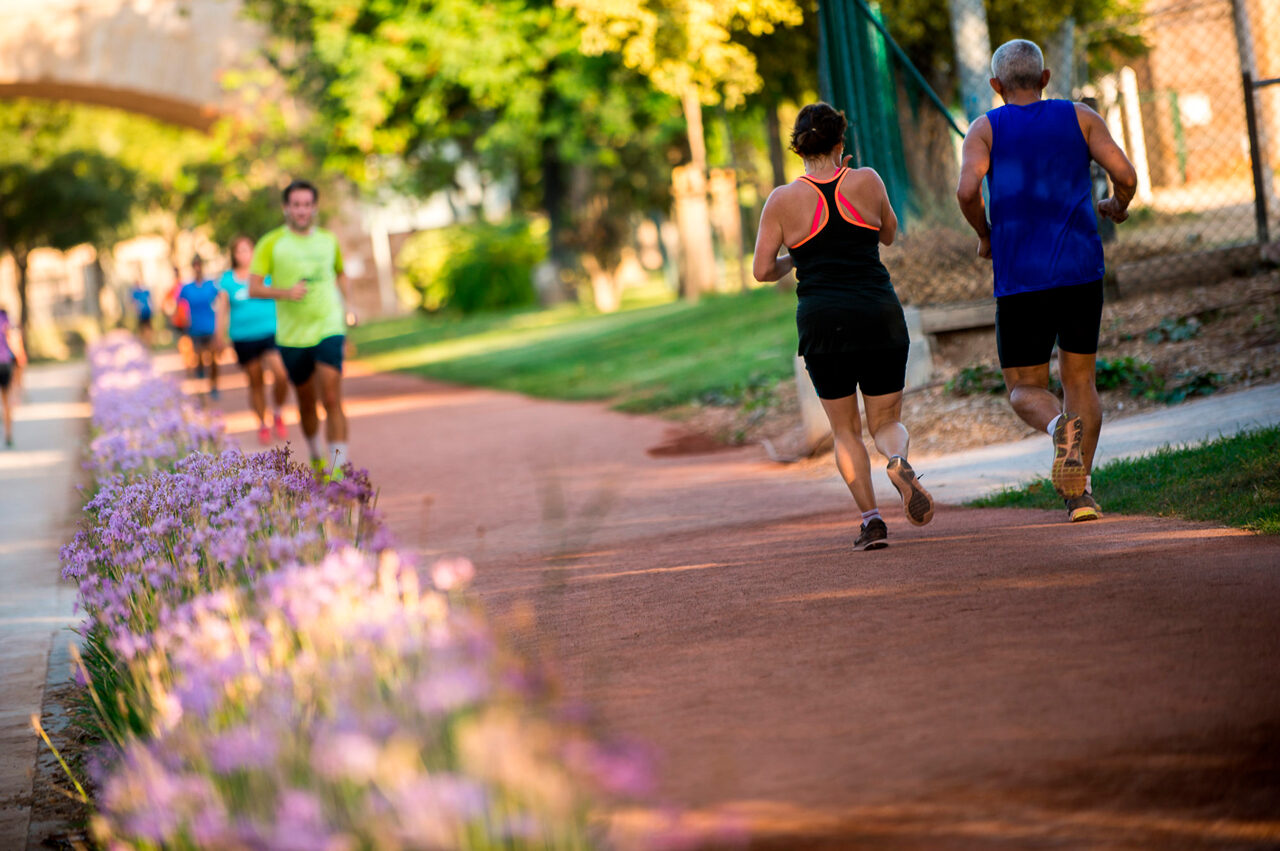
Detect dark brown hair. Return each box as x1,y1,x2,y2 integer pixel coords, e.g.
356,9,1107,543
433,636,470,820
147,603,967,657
229,234,254,254
282,179,318,204
789,103,847,157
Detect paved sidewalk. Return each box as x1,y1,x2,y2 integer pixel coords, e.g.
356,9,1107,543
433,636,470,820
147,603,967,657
0,363,86,849
882,382,1280,505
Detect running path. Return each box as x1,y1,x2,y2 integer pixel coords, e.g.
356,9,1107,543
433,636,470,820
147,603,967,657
214,364,1280,848
0,363,85,849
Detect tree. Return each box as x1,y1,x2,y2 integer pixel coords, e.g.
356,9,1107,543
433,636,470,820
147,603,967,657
560,0,804,298
0,152,136,330
240,0,686,312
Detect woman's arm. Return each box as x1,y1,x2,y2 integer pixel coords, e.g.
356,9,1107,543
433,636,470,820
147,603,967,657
752,189,795,283
868,169,898,246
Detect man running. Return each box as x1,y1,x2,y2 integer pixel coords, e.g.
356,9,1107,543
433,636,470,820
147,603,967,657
956,38,1136,522
179,257,221,398
248,179,353,476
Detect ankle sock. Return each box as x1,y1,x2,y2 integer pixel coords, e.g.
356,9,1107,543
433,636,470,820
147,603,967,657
861,508,882,524
1046,413,1062,437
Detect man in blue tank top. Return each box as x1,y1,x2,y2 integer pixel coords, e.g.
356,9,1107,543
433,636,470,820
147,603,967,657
956,38,1137,523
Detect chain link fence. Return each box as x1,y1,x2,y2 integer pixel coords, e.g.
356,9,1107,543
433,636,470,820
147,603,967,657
820,0,1279,307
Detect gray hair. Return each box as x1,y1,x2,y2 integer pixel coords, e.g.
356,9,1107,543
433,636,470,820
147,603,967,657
991,39,1045,91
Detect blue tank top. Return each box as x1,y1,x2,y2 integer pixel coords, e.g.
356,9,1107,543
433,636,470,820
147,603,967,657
987,99,1104,297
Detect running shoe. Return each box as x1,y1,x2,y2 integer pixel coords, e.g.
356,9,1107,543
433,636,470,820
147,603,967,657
1065,492,1103,522
854,517,889,551
886,456,934,526
1050,413,1087,498
309,457,326,477
272,414,288,440
257,424,271,445
209,387,219,401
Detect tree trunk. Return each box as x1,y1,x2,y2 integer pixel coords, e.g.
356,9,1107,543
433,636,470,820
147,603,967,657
764,93,788,190
539,88,570,306
14,250,29,334
947,0,993,122
676,87,718,301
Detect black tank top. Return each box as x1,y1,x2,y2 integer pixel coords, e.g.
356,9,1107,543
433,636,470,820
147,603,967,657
788,168,908,355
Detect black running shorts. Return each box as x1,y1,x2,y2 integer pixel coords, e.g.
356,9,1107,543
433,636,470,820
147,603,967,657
232,334,277,366
278,335,344,387
996,279,1104,369
803,345,909,400
0,363,11,390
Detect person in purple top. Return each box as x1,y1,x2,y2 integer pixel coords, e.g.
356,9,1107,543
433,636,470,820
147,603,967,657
957,38,1136,523
0,307,27,448
179,256,222,399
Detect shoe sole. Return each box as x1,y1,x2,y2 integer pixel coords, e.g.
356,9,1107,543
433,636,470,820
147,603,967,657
1069,504,1102,522
1051,414,1087,499
887,460,934,526
855,539,889,551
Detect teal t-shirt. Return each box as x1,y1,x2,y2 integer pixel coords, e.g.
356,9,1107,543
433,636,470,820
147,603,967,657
217,270,277,342
249,226,345,347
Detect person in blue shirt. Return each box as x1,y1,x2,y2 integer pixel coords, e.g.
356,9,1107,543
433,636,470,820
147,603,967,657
178,256,221,398
956,38,1136,523
128,282,153,346
215,236,289,444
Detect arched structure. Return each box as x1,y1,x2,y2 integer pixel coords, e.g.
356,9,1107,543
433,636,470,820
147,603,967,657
0,0,260,131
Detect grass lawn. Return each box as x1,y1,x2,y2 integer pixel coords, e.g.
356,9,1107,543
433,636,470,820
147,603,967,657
350,285,799,412
971,426,1280,534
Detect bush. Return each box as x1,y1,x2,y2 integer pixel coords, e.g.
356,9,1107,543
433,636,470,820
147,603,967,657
946,363,1006,396
398,219,546,314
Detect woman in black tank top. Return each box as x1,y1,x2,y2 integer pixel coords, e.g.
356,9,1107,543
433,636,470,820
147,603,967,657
751,103,934,550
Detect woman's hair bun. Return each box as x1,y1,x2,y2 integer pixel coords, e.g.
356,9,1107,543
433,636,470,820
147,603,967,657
789,102,848,157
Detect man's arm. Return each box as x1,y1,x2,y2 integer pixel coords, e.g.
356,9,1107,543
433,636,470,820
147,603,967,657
751,189,795,283
248,273,304,301
1076,103,1137,223
955,115,993,259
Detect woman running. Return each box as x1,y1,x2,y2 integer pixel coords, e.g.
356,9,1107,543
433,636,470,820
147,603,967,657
752,102,933,551
216,236,289,444
0,308,27,448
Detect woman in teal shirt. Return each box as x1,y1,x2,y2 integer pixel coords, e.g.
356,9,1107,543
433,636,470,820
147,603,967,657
216,235,290,445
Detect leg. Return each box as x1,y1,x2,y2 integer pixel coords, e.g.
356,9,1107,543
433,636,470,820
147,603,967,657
294,375,320,455
1001,362,1060,432
264,350,289,410
1059,350,1101,473
862,390,909,461
315,363,347,444
244,359,267,425
818,394,876,513
1,383,11,444
208,346,219,393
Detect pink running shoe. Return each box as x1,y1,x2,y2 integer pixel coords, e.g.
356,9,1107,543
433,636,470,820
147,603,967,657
273,414,288,441
257,425,271,445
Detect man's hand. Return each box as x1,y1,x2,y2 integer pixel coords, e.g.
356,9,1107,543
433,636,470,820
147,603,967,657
284,280,308,301
977,235,992,259
1098,197,1129,223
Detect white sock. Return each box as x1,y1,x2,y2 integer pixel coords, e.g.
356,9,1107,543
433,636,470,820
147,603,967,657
329,442,348,468
1046,413,1062,437
861,508,881,523
1085,475,1092,494
305,434,320,459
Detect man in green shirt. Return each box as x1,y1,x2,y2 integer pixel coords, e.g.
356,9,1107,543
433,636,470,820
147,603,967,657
249,179,354,475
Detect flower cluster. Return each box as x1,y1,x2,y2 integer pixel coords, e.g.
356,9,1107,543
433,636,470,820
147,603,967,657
70,336,664,850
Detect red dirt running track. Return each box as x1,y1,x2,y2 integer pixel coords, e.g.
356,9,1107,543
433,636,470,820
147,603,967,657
213,362,1280,850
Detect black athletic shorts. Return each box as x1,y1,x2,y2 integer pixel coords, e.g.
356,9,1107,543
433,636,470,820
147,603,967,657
803,345,909,400
278,335,344,387
996,279,1104,369
190,333,216,351
232,334,277,366
0,363,11,390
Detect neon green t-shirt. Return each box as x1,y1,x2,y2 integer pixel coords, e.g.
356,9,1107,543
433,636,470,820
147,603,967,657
250,226,346,347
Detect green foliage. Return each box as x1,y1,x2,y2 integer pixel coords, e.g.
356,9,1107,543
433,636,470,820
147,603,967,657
1146,316,1201,344
1095,355,1161,396
351,286,797,411
946,363,1006,396
0,151,136,262
971,426,1280,534
398,220,546,315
